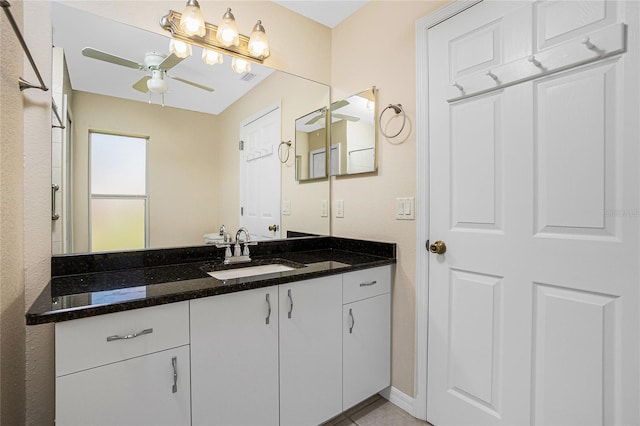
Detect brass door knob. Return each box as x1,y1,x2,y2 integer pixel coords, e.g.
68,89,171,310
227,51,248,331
429,240,446,254
268,224,279,232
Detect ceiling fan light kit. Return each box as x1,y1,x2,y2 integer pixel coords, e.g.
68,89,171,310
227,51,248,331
160,2,270,73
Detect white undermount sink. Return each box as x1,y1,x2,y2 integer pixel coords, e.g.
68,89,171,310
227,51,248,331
207,264,295,280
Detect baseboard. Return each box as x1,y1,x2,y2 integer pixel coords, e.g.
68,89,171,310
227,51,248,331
378,386,415,417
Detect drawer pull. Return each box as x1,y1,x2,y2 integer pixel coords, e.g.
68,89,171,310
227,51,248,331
106,328,153,342
171,356,178,393
287,289,294,319
266,293,271,325
359,280,377,287
349,308,355,334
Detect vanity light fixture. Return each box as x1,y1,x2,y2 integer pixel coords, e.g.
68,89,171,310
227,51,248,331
169,38,192,58
160,7,271,67
202,48,223,65
179,0,206,37
231,57,251,74
216,8,240,47
248,20,269,58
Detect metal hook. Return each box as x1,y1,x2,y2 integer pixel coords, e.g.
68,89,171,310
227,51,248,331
486,70,499,83
527,55,543,68
581,37,596,50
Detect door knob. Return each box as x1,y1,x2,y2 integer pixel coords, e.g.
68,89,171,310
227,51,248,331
429,240,446,254
268,224,279,232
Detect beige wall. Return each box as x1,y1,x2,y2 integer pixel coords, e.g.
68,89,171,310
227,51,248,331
71,91,219,252
0,1,26,423
331,1,447,398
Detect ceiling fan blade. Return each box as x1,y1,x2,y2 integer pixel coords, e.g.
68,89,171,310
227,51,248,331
331,99,350,110
168,75,215,92
333,113,360,122
82,47,142,70
305,113,325,125
158,53,184,71
132,75,151,93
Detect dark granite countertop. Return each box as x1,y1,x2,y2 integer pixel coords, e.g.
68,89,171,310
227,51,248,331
26,237,396,325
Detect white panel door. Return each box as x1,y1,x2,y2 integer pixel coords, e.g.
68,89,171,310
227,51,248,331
427,1,639,425
240,106,281,240
279,276,343,426
190,287,279,426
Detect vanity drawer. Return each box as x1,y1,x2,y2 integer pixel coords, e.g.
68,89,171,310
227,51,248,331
55,301,189,377
343,266,392,304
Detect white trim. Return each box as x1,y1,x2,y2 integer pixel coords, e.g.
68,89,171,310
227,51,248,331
414,0,483,421
379,386,415,417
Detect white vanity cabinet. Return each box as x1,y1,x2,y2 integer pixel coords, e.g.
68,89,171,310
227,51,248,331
190,286,279,426
279,276,343,426
54,302,190,426
342,266,392,410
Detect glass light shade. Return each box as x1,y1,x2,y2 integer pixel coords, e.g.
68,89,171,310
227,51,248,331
202,48,223,65
215,8,240,47
169,39,192,59
231,57,251,74
248,20,270,58
179,0,206,37
147,74,168,94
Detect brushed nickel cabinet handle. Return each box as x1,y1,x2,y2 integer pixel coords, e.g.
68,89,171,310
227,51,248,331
349,308,355,334
287,289,293,319
106,328,153,342
171,356,178,393
266,293,271,325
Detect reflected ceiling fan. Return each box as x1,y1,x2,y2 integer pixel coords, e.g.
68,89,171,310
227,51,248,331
305,99,359,125
82,47,214,95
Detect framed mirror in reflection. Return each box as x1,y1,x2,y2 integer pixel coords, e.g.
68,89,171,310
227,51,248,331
50,2,330,255
295,107,329,181
330,87,378,176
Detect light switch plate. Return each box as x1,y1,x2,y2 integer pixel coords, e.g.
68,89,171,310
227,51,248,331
396,197,415,220
320,200,328,217
282,200,291,216
336,200,344,218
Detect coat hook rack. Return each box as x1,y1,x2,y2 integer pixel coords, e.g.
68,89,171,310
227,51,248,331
1,0,49,92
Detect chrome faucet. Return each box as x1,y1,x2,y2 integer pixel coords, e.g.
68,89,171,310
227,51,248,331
217,227,255,264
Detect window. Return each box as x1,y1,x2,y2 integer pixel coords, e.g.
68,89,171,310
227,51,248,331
90,132,148,252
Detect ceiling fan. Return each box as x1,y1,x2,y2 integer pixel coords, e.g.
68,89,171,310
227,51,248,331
81,47,215,95
305,99,359,125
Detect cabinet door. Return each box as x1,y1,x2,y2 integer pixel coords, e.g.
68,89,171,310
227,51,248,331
56,345,190,426
279,276,343,426
191,287,279,426
343,293,391,410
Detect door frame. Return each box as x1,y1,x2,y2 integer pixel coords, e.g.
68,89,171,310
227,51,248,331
414,0,483,420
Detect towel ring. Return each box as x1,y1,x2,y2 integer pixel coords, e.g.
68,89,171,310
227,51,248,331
379,104,406,139
278,140,292,163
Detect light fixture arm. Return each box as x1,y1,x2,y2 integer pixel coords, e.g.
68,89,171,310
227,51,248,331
160,10,268,63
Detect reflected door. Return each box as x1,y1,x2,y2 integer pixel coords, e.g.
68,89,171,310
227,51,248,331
427,1,639,425
240,106,281,240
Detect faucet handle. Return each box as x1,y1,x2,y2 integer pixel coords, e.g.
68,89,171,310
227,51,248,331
243,244,250,256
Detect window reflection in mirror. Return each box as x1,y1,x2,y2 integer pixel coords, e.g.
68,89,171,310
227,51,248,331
330,87,378,176
295,107,329,181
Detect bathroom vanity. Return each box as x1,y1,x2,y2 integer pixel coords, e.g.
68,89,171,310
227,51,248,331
27,236,395,426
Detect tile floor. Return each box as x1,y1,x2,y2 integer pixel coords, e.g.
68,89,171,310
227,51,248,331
322,395,432,426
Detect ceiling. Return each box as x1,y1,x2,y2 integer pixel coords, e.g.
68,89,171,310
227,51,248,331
272,1,368,28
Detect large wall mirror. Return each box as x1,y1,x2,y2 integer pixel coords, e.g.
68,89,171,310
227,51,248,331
330,87,378,176
50,2,330,255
